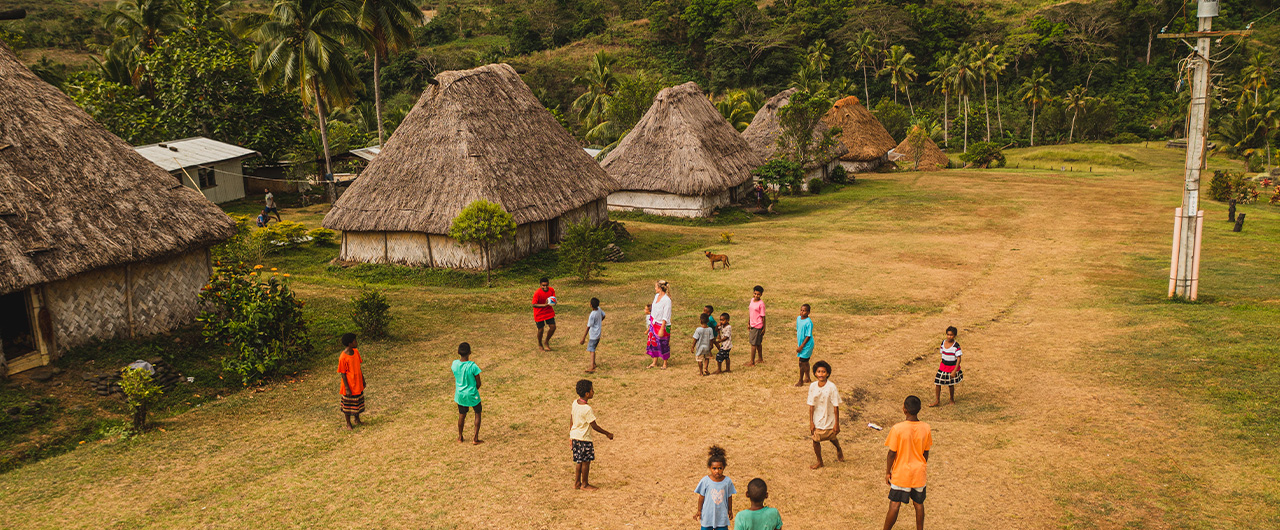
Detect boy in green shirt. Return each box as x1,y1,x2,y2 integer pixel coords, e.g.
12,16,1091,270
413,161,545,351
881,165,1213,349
451,342,483,445
735,478,782,530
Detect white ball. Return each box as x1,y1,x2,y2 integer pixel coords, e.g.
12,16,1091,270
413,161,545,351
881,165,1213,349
548,296,557,306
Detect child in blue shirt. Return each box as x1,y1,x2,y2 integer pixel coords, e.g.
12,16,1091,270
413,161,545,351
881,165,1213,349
695,445,737,530
451,342,483,444
794,304,813,387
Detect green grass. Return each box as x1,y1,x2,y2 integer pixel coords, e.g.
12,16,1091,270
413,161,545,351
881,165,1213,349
608,206,759,226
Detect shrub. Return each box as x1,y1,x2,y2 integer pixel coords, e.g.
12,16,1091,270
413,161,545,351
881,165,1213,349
1208,170,1232,201
559,219,615,281
119,368,163,432
212,216,272,265
449,200,517,288
198,264,311,385
808,178,825,194
1115,132,1142,144
263,221,309,249
1209,170,1259,203
308,227,337,246
350,286,393,339
828,165,848,184
719,231,734,244
959,142,1006,168
753,158,804,206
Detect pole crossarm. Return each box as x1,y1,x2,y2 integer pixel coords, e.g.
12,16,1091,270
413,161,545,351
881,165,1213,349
1157,30,1253,38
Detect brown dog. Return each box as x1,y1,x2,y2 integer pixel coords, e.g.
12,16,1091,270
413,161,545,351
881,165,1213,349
705,251,730,270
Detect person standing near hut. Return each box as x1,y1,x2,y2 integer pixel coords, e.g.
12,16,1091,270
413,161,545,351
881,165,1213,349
651,280,673,364
337,333,365,430
533,277,558,351
264,188,282,222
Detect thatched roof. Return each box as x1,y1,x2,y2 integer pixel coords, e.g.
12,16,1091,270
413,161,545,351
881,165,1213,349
323,63,615,234
0,44,234,296
601,82,763,196
888,131,950,170
822,96,897,162
741,88,847,169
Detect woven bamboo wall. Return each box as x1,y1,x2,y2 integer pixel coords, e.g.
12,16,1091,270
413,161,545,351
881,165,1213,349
43,249,211,353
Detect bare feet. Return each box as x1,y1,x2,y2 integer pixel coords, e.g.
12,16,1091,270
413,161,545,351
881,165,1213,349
458,437,466,443
585,369,596,373
927,401,941,407
836,452,845,462
810,463,824,470
746,362,756,367
581,484,599,491
472,439,485,445
713,369,722,374
794,382,805,387
724,369,732,373
574,483,582,490
647,363,656,369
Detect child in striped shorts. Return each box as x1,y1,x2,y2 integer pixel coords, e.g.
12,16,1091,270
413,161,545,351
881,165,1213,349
929,326,963,407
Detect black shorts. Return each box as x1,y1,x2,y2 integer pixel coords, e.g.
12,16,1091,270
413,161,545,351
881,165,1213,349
536,317,556,329
716,348,730,362
457,403,482,415
572,440,595,462
888,486,926,504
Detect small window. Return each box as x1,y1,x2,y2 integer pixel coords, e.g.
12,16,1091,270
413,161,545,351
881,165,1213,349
198,167,217,189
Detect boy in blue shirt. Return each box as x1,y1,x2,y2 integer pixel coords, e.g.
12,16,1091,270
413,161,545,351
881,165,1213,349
794,304,813,387
451,342,483,444
579,297,606,373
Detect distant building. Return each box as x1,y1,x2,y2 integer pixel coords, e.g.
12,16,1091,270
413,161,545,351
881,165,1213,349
823,96,897,173
135,137,260,204
742,88,848,184
0,45,234,375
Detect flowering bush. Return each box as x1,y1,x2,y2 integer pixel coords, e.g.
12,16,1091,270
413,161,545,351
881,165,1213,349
198,263,311,384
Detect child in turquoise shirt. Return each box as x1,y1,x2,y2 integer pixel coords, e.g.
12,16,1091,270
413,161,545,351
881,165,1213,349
451,342,483,444
794,304,813,387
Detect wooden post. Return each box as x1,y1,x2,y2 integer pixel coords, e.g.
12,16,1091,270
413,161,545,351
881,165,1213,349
124,263,136,338
1169,3,1214,299
1233,213,1246,232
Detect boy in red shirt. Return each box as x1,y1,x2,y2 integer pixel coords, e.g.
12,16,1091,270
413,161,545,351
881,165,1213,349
882,395,932,530
337,333,365,430
532,277,557,351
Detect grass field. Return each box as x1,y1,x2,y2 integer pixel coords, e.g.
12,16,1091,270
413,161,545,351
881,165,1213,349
2,144,1278,529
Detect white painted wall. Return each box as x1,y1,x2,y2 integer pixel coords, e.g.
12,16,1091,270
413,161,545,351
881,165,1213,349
607,190,730,218
174,160,247,204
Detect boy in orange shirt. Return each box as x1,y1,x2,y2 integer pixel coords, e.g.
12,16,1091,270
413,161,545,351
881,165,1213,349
882,395,931,530
337,333,365,430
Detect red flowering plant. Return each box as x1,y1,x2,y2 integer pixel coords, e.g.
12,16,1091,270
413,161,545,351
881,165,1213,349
198,263,311,384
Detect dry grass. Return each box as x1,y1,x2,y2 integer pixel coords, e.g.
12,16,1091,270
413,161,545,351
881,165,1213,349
1,146,1277,529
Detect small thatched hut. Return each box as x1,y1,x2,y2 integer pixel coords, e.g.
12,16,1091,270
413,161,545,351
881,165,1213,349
602,82,763,218
823,96,897,172
0,44,234,375
741,88,848,183
888,132,950,171
322,64,616,269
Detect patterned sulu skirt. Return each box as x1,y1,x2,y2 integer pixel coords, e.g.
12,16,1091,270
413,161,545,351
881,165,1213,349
934,369,964,386
340,393,366,414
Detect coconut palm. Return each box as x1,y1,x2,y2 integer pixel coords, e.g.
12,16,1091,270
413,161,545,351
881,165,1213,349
879,45,917,115
847,30,878,104
571,51,618,136
1019,68,1054,146
103,0,182,55
244,0,365,202
991,51,1008,137
714,91,756,132
806,40,831,82
355,0,423,146
1063,86,1093,143
927,53,955,149
950,46,978,151
973,41,1001,142
1241,52,1273,106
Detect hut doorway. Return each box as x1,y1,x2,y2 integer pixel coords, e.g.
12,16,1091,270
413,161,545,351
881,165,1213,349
0,290,37,363
549,216,562,243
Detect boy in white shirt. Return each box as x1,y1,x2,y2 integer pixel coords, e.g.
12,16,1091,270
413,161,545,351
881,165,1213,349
714,312,733,374
571,379,614,490
806,360,844,469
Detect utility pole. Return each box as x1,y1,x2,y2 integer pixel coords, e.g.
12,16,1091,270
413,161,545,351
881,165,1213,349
1159,1,1252,300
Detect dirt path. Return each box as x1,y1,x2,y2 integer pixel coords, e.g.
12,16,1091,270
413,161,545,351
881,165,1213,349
0,168,1269,529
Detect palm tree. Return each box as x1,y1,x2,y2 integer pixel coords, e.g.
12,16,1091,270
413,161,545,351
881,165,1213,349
1019,68,1053,146
991,51,1008,137
1241,52,1273,106
714,91,756,132
245,0,365,203
103,0,182,55
806,40,831,82
847,30,877,104
1063,86,1093,143
571,51,618,137
927,52,954,148
950,47,978,151
355,0,423,146
879,45,917,115
973,41,1000,142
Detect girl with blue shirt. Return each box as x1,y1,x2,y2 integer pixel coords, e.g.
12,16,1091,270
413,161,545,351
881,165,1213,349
794,304,814,387
695,445,736,530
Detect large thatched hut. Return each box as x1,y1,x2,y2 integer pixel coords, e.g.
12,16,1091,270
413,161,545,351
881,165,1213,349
601,82,763,218
741,88,848,183
823,96,897,172
0,44,234,375
322,64,615,269
888,131,950,171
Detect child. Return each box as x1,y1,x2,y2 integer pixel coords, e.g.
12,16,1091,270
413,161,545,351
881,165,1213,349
794,304,814,387
645,303,669,369
337,333,365,430
579,297,606,373
702,305,719,338
256,210,269,227
747,286,766,366
807,360,843,469
451,342,483,444
692,314,716,376
571,379,614,490
929,326,963,407
695,445,736,530
714,312,733,374
882,395,932,530
734,478,782,530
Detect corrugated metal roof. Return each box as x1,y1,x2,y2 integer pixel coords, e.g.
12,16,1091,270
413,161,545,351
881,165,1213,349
350,145,381,162
134,137,259,172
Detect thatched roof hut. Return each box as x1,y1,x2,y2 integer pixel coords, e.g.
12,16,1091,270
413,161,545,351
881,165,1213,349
888,132,950,171
0,44,233,374
322,63,615,269
601,82,763,217
823,96,897,172
741,88,848,169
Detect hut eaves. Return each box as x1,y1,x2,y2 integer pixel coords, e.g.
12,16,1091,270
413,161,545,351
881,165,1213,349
822,96,897,162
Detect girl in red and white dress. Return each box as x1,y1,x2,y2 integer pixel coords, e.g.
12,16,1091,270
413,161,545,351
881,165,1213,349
930,326,963,407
